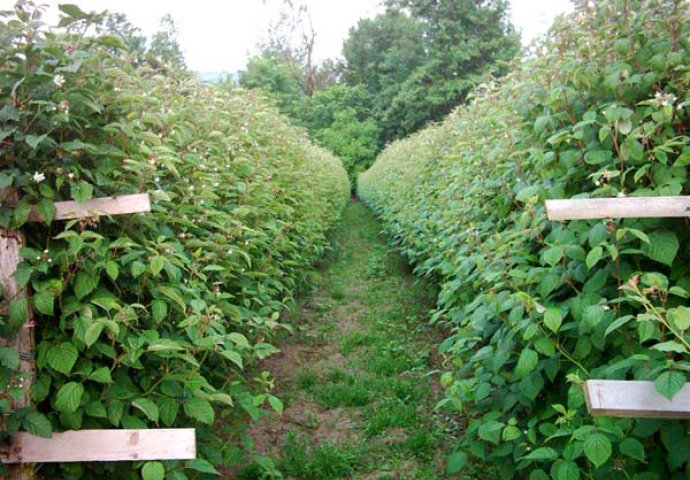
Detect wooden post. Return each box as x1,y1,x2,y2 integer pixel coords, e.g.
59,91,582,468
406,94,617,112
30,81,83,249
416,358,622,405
1,190,35,480
0,192,153,479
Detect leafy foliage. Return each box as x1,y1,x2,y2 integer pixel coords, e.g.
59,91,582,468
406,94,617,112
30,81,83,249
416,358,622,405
0,2,348,478
360,0,690,477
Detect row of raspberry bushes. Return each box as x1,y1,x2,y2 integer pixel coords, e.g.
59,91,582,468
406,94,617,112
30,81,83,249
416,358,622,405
359,1,690,478
0,4,349,479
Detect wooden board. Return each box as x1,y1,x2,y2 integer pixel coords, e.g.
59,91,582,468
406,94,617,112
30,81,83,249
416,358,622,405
0,429,196,463
545,196,690,220
1,190,35,480
584,380,690,418
28,193,151,222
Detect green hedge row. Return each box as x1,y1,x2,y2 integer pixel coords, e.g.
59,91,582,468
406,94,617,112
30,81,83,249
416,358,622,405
0,4,349,479
359,1,690,478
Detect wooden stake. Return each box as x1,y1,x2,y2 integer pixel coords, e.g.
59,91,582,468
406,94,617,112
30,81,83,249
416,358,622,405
584,380,690,418
0,429,196,463
545,196,690,221
1,190,35,480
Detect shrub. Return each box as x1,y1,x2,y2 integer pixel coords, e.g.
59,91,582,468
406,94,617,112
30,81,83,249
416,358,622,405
359,0,690,478
0,3,348,478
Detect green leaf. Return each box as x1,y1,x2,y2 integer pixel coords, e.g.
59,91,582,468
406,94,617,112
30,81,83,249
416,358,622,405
158,286,186,311
550,460,580,480
105,261,119,281
185,458,220,475
55,382,84,413
22,411,52,438
142,461,165,480
9,298,28,330
132,398,160,423
88,367,113,383
183,398,214,425
583,433,611,468
152,300,168,323
219,349,243,369
586,246,603,269
70,181,93,203
522,447,558,461
83,321,104,348
158,397,179,427
584,150,612,165
267,395,283,414
0,347,20,370
543,247,563,267
642,231,679,266
655,370,686,400
619,437,645,462
131,261,147,277
515,348,538,377
47,342,78,375
446,452,467,474
544,308,562,333
58,3,88,18
150,256,165,276
651,341,687,354
74,272,98,300
25,134,48,150
38,198,56,224
669,307,690,331
33,290,54,316
604,315,633,337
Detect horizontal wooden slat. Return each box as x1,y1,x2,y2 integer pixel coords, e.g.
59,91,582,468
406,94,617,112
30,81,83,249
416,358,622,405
545,196,690,220
584,380,690,418
28,193,151,222
0,429,196,463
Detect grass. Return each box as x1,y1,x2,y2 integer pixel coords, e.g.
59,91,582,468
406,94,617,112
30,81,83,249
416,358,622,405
234,201,493,479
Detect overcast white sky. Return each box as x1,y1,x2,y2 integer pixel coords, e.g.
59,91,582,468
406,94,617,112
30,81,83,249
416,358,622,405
0,0,574,72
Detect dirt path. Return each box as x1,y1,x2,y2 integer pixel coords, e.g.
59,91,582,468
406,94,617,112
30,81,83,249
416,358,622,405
235,200,456,479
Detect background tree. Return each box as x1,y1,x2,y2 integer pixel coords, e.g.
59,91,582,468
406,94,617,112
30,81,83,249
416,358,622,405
149,14,186,69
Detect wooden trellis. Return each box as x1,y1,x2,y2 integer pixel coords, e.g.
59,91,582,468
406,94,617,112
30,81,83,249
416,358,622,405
546,195,690,418
0,192,195,479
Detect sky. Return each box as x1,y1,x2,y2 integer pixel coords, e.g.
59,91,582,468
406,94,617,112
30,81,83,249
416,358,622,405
0,0,574,73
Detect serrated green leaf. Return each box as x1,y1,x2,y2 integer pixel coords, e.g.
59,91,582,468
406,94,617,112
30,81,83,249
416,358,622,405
219,347,243,368
132,397,160,423
655,370,686,400
586,246,603,269
22,411,52,438
142,461,165,480
55,382,84,413
9,298,28,330
152,300,168,323
105,260,119,281
185,458,220,475
544,308,562,333
447,452,467,474
583,433,611,468
89,367,113,383
522,447,558,461
47,342,78,375
0,347,19,370
183,398,214,425
619,437,645,462
74,271,98,300
669,307,690,331
642,231,679,266
515,348,538,377
543,247,563,267
150,255,165,276
551,460,580,480
83,321,104,348
70,181,93,203
33,290,54,316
